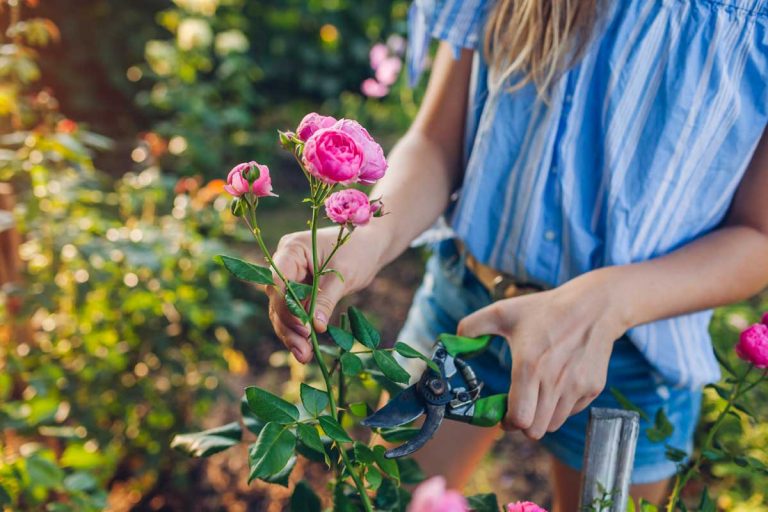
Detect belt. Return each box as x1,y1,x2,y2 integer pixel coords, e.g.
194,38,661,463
455,240,544,301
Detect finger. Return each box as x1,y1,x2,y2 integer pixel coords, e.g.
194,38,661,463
571,395,595,416
504,353,539,431
271,241,309,292
524,380,560,440
312,272,346,333
546,394,579,433
269,304,312,363
456,303,504,338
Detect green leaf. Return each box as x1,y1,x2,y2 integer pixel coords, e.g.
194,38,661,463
322,268,345,282
0,485,10,506
701,449,727,462
713,347,736,376
215,255,274,285
263,456,296,487
340,352,364,377
245,386,299,425
697,488,716,512
348,402,369,417
394,342,440,373
638,499,659,512
62,472,97,493
248,423,296,483
466,493,500,512
373,445,399,482
380,427,421,443
396,458,426,485
300,383,329,417
353,442,375,464
288,281,313,300
374,478,402,511
171,422,242,457
348,307,380,349
291,480,321,512
646,408,674,443
609,387,650,421
296,423,326,457
705,383,731,401
318,415,352,443
26,454,64,488
373,350,410,384
732,400,756,419
366,466,383,490
328,325,355,351
664,446,688,463
285,293,310,324
241,395,266,435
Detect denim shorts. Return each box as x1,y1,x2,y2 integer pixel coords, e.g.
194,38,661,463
397,239,703,484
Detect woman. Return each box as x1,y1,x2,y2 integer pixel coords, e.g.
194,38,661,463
267,0,768,508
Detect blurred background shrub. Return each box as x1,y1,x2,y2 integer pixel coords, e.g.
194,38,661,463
1,0,765,510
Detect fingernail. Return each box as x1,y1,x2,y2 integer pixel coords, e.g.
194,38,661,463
315,312,327,326
291,347,303,361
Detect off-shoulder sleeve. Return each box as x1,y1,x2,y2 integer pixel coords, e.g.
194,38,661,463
407,0,495,86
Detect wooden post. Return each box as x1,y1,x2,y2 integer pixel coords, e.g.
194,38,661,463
579,408,640,512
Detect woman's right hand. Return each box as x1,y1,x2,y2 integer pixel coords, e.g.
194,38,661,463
267,226,386,363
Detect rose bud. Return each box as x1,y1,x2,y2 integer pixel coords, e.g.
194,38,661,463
736,323,768,369
324,189,376,227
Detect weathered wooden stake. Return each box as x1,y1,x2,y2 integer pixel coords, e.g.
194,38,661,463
579,408,640,512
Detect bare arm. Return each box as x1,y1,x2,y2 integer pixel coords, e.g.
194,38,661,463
458,127,768,439
362,42,475,266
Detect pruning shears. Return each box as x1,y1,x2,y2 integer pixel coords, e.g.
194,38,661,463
361,334,507,459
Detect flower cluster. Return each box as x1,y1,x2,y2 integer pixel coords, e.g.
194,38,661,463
736,314,768,368
361,36,405,98
406,477,548,512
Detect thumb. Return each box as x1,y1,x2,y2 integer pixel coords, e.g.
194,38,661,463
312,274,346,333
456,303,504,339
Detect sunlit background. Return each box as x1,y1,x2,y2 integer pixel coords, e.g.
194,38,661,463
0,0,766,510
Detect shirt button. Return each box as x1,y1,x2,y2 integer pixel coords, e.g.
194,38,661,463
544,230,556,241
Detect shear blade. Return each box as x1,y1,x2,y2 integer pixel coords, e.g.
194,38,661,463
384,403,445,459
361,385,424,428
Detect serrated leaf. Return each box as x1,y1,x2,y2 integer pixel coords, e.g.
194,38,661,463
354,442,375,464
297,423,326,457
328,325,355,351
241,395,266,435
285,293,310,323
215,255,274,285
263,456,296,487
171,422,242,457
291,480,321,512
373,445,399,481
348,307,380,349
394,342,440,373
300,383,329,417
318,415,352,443
466,493,500,512
609,387,650,421
366,466,383,490
396,458,426,485
340,352,364,377
248,423,296,483
646,408,674,443
373,350,410,384
245,386,299,425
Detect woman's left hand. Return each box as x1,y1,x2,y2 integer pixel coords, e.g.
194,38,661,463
457,269,631,440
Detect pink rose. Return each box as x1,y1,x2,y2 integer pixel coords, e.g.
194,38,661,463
507,502,548,512
332,119,387,184
324,189,376,226
361,78,389,98
225,162,277,198
375,56,402,86
407,476,468,512
296,112,337,142
369,43,389,70
225,163,251,197
736,323,768,368
250,163,277,197
302,128,364,185
761,311,768,326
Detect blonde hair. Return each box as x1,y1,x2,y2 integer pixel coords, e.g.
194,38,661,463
484,0,600,95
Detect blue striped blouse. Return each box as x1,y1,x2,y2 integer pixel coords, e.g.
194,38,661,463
407,0,768,388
